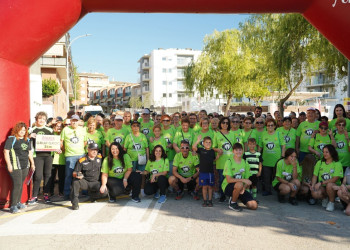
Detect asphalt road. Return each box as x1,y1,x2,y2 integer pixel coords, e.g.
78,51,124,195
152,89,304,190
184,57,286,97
0,192,349,250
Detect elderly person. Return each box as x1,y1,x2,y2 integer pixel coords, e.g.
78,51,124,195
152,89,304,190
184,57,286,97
106,115,129,148
4,122,35,213
86,117,105,156
276,117,297,150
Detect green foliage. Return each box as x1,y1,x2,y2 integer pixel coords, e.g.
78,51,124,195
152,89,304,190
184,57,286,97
42,78,61,98
72,65,80,101
129,97,143,109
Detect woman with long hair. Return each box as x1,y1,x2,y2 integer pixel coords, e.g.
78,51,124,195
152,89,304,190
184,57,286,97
142,145,169,203
329,104,350,132
100,142,142,203
4,122,35,213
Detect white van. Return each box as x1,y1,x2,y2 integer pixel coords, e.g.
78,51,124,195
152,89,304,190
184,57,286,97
82,105,103,116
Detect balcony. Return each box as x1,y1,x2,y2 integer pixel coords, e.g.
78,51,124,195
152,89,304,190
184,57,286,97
306,82,335,89
41,57,67,67
142,86,150,92
142,74,150,81
142,62,150,69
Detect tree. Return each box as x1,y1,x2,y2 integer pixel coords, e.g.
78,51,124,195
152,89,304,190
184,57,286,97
42,78,60,98
184,29,255,115
129,96,142,109
72,65,80,101
142,92,154,108
240,14,348,116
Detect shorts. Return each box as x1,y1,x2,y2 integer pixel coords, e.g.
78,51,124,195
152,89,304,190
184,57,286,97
132,161,146,172
273,182,281,192
177,177,197,192
249,174,259,187
224,183,254,205
199,172,215,186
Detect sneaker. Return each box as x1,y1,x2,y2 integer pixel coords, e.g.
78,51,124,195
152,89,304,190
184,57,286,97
289,197,298,206
108,199,116,203
27,197,38,205
154,192,160,199
192,191,200,200
326,202,335,212
202,200,208,207
262,191,272,196
10,205,19,214
308,198,316,205
17,202,27,209
335,197,340,203
278,194,285,203
44,194,51,203
229,201,243,212
219,195,226,203
213,192,221,199
175,190,183,200
72,204,79,210
158,195,167,204
322,198,329,208
207,200,213,207
131,197,141,203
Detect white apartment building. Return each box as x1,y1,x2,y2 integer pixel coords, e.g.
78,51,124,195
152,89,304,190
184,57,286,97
138,48,202,109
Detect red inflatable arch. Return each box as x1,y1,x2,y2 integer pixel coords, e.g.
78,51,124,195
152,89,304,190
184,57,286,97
0,0,349,207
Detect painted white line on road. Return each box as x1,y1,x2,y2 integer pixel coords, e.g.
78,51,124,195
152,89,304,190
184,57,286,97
0,198,162,236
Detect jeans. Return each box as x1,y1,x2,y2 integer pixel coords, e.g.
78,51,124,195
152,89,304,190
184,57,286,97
168,161,174,176
132,161,146,172
64,155,84,196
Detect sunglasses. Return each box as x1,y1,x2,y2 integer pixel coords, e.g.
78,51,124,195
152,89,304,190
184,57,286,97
232,121,240,123
222,121,229,125
181,146,189,150
256,122,264,124
320,127,328,130
162,120,170,122
337,124,345,127
267,124,274,127
181,114,187,116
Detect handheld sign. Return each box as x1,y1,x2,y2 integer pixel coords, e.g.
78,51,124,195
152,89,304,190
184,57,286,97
35,134,60,151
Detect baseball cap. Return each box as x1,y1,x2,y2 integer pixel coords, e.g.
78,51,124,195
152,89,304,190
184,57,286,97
71,114,80,120
142,108,150,114
115,115,123,121
131,120,140,125
56,116,63,122
319,121,328,128
88,143,99,150
307,107,316,112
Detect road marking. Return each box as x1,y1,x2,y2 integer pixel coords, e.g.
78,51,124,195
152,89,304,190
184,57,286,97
0,198,162,236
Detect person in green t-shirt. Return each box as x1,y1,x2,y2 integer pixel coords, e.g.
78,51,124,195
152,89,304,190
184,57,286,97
241,117,258,152
254,117,265,146
296,107,320,163
276,117,296,150
149,124,168,153
86,117,105,156
329,104,350,133
50,122,65,196
189,113,201,133
311,144,343,212
308,121,335,160
173,118,194,153
140,108,154,141
161,114,176,174
100,142,142,203
222,143,258,212
230,116,243,147
142,145,169,204
193,118,215,149
106,115,129,148
169,140,200,200
259,118,286,196
333,118,350,170
272,148,302,205
123,111,132,133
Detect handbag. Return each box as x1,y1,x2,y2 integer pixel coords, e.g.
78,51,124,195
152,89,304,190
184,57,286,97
130,134,147,165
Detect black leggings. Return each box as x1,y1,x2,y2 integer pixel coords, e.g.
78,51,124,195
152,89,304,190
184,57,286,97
144,175,169,196
49,164,65,195
107,172,142,199
8,168,29,206
262,166,275,193
33,156,53,197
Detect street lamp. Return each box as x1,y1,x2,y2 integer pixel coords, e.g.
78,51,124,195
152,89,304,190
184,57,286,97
65,33,92,113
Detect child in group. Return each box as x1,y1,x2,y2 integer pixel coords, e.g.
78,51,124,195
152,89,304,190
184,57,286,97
243,138,262,201
192,135,219,207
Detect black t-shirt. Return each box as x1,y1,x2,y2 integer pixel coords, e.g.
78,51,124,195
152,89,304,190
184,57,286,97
30,126,54,157
4,137,31,169
196,148,215,173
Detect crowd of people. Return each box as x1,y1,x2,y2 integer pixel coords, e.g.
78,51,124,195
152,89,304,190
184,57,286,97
3,104,350,215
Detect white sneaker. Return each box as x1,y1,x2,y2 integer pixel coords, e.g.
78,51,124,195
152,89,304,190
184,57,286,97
326,202,334,212
322,198,329,208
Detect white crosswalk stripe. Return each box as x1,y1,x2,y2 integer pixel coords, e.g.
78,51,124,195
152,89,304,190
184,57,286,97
0,198,162,236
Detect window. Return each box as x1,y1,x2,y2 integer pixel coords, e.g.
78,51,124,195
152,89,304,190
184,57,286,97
162,68,166,73
177,69,185,78
162,57,166,61
162,81,166,85
177,55,194,66
163,93,166,97
177,81,184,89
168,69,172,73
169,93,172,98
168,81,172,86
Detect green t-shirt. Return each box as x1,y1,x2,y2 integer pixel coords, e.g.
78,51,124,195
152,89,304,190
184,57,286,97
86,130,105,151
276,127,296,150
106,127,130,146
124,133,149,161
241,129,258,143
334,133,350,167
140,121,154,140
60,126,87,157
308,134,332,158
313,160,343,185
122,124,132,133
190,123,202,133
254,128,266,146
230,129,244,147
221,158,250,191
173,152,199,177
272,159,302,187
259,131,285,167
329,118,350,132
149,136,168,153
194,129,215,148
213,131,236,170
296,120,320,153
162,127,176,161
173,130,194,148
145,158,169,179
101,154,132,179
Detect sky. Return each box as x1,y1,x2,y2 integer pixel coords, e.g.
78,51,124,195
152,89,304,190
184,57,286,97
69,13,250,83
